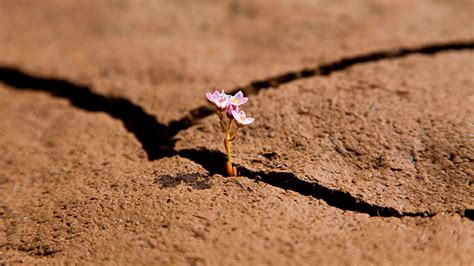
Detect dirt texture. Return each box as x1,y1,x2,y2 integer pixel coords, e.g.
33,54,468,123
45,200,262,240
1,0,473,265
177,52,474,215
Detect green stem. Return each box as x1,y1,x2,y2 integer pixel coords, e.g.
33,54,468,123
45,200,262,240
219,120,227,133
230,126,240,141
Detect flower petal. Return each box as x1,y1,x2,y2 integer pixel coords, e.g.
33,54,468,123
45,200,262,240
239,97,249,105
231,109,241,121
244,117,254,124
206,92,214,102
234,91,243,99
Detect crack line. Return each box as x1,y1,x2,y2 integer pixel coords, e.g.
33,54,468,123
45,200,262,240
178,148,470,218
172,40,474,129
0,67,176,159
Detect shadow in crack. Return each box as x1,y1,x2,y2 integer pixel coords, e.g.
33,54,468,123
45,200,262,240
179,148,434,218
154,173,212,190
179,149,228,176
0,67,175,160
464,209,474,221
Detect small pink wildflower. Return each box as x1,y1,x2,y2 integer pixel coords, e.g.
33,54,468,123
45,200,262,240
231,109,254,126
206,89,254,177
206,90,229,111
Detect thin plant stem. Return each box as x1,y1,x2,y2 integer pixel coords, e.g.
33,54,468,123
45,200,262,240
225,119,233,164
230,126,239,141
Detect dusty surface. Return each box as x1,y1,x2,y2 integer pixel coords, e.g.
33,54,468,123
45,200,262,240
1,0,473,123
1,0,474,265
177,52,474,215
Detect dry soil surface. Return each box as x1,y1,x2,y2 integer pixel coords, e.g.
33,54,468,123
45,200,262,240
1,0,473,265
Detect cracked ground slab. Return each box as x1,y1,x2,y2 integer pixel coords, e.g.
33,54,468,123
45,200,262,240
176,51,474,215
0,96,472,263
2,52,472,264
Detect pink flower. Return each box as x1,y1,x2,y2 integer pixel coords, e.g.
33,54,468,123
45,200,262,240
228,91,248,107
231,109,254,126
207,90,229,111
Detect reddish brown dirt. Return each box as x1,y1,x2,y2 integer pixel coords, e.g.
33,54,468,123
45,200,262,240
1,0,473,264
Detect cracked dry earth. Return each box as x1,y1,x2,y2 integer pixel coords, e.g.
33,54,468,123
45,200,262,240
0,1,473,265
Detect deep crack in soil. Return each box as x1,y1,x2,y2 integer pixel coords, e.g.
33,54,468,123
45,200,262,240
1,40,473,219
178,149,435,218
0,67,177,159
